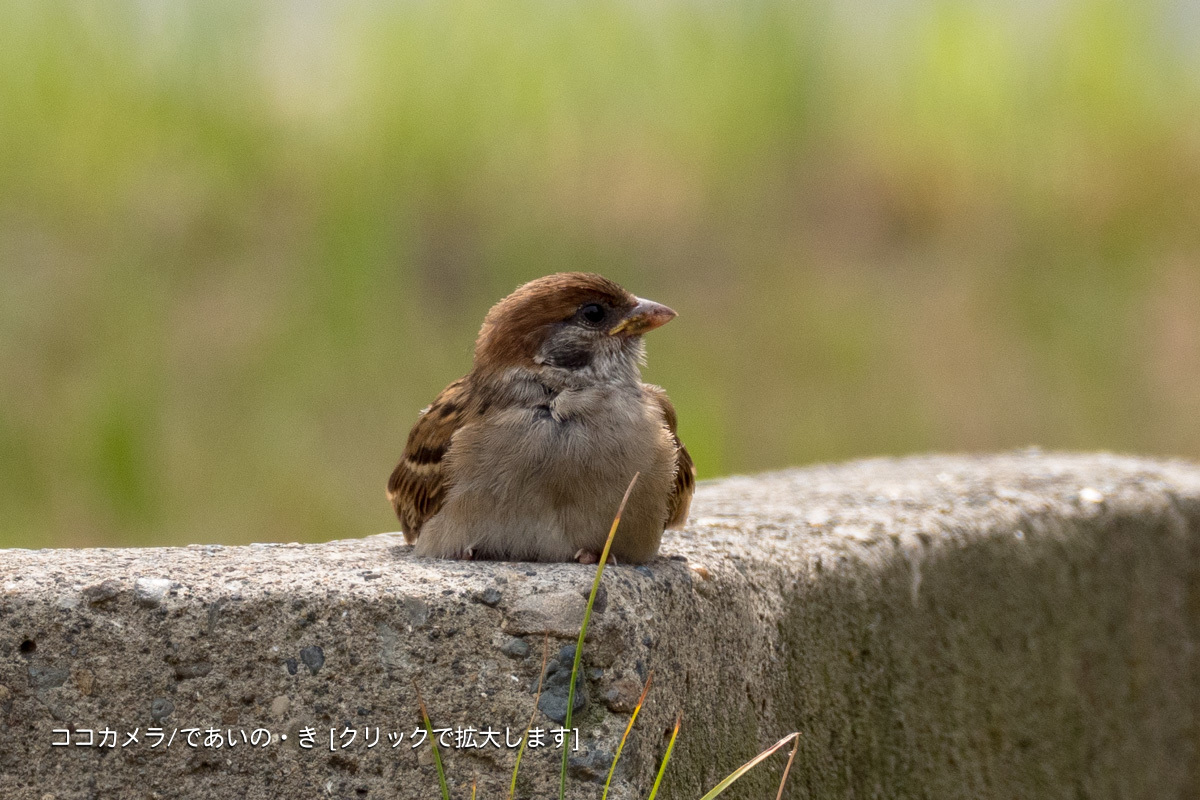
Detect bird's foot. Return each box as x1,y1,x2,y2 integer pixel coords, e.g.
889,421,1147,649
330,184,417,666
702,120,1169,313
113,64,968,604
453,547,476,560
574,549,617,566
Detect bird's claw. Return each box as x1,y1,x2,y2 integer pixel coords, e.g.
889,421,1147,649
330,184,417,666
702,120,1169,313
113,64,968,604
574,549,617,566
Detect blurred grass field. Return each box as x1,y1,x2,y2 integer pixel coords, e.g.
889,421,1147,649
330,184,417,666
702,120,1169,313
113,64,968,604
1,0,1198,548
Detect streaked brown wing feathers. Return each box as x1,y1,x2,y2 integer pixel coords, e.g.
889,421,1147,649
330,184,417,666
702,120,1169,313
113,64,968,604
643,384,695,529
387,377,472,543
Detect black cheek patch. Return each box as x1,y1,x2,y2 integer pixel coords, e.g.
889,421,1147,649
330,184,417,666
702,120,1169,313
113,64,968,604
543,340,593,370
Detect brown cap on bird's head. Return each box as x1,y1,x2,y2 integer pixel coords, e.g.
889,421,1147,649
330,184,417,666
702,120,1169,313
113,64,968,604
472,272,676,372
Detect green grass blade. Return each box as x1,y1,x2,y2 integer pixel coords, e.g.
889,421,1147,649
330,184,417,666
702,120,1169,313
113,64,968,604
645,713,681,800
510,634,551,800
413,681,451,800
697,732,801,800
559,472,640,800
601,671,654,800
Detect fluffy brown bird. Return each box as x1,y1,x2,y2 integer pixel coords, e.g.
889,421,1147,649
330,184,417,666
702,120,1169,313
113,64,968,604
388,273,694,564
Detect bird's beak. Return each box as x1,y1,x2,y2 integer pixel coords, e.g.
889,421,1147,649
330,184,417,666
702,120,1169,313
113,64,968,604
608,297,677,337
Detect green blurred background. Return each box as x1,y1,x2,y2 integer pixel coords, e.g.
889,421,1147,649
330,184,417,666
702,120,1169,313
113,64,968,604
1,1,1197,549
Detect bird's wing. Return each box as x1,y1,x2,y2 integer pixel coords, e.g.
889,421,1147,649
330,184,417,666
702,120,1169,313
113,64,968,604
387,377,473,543
643,384,695,529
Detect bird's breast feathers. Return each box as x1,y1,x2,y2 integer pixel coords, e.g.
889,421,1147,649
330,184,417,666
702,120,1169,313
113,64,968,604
446,384,670,488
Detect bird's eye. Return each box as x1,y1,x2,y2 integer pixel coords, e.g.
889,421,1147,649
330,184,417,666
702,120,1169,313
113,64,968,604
579,303,606,326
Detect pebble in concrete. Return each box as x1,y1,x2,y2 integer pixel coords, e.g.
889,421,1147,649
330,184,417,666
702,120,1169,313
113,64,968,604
537,645,588,723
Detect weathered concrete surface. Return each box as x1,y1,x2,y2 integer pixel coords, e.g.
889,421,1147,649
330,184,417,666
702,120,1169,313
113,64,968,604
1,451,1199,799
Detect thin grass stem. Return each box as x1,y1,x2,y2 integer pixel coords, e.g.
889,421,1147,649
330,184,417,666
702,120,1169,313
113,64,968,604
413,681,451,800
601,671,654,800
510,635,551,800
646,713,682,800
559,472,640,800
773,733,801,800
697,732,801,800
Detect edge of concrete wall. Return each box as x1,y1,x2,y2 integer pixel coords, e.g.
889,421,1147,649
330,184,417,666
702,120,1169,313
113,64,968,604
1,450,1198,799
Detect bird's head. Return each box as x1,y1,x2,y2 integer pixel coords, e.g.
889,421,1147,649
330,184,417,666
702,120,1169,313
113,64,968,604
472,272,676,385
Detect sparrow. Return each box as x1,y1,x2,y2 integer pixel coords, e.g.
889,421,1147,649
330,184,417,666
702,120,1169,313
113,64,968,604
388,272,694,564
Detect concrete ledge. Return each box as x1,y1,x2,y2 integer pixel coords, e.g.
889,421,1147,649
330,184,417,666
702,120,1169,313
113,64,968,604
2,451,1199,799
